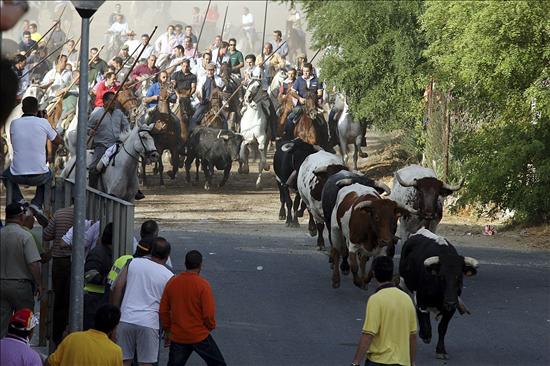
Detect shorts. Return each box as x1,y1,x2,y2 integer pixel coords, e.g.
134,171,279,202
117,321,160,363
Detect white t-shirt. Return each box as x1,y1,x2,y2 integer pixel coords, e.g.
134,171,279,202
120,257,173,329
10,116,57,175
242,13,255,30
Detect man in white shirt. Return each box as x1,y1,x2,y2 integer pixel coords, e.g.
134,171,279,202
2,96,61,212
155,25,175,68
123,31,140,55
41,54,72,102
111,237,173,366
241,7,256,53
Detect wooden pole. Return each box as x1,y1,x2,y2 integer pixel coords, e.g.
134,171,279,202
216,3,229,65
444,90,451,181
192,0,212,60
260,0,269,60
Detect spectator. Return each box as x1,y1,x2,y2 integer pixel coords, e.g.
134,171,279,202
209,35,222,64
160,250,226,366
136,34,155,60
123,32,139,56
51,22,66,51
241,7,256,52
182,36,200,60
0,308,41,366
0,203,42,338
2,96,61,214
155,25,175,68
351,256,417,366
62,39,79,68
83,223,115,330
187,23,199,45
28,23,41,43
46,304,123,366
172,24,185,47
111,237,173,366
18,30,36,53
41,204,74,347
21,208,50,264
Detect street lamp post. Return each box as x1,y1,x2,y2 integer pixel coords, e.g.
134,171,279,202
69,0,104,332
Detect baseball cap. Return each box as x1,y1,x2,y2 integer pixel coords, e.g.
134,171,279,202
5,202,25,217
9,308,39,331
121,44,129,50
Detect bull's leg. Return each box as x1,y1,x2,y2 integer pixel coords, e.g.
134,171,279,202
167,149,178,180
436,310,455,360
360,254,371,285
184,154,193,183
238,143,249,174
219,165,231,188
316,222,325,250
307,210,317,237
202,160,212,191
291,193,301,226
284,187,296,227
297,200,307,218
195,158,200,182
277,183,286,221
417,308,432,344
349,251,365,289
341,246,350,275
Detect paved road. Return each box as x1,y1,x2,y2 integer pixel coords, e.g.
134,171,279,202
158,229,550,366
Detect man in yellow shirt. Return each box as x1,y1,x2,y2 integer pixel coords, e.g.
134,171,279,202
351,256,417,366
29,23,42,43
45,304,122,366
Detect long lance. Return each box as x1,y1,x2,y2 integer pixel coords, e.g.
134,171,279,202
115,41,141,78
192,0,212,60
216,3,229,65
211,40,287,120
19,39,72,80
24,19,62,57
47,45,105,116
87,26,159,145
309,49,322,64
260,0,269,60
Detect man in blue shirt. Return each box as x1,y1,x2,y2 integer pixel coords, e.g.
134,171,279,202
142,70,182,138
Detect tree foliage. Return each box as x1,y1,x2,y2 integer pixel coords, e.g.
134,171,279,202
296,0,550,223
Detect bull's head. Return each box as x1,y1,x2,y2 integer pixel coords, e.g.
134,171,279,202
336,176,392,196
217,130,243,161
395,173,464,220
280,139,322,171
424,253,478,311
354,198,417,248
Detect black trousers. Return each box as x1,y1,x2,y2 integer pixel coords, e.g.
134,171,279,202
52,256,71,347
168,335,226,366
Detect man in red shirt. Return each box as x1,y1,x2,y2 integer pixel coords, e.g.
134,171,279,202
130,55,159,91
160,250,226,366
93,72,118,108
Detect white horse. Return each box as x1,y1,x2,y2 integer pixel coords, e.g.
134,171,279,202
62,124,159,202
334,94,367,170
239,79,270,189
268,69,288,110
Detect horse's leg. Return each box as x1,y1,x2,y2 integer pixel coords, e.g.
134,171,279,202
353,134,362,171
167,148,178,180
184,153,193,183
158,154,165,186
195,158,200,182
238,143,249,174
256,147,268,189
277,182,286,221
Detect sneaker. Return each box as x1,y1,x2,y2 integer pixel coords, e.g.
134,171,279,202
28,204,49,227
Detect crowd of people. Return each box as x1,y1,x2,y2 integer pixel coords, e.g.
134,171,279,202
1,201,225,366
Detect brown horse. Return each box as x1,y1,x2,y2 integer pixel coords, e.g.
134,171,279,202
117,87,141,125
277,93,295,137
45,98,64,168
175,88,192,144
202,85,225,130
141,82,183,186
292,93,320,146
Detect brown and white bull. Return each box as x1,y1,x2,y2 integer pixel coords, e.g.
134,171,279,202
390,165,463,244
297,150,348,250
330,183,416,289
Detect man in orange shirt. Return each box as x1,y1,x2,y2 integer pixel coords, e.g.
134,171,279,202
160,250,226,366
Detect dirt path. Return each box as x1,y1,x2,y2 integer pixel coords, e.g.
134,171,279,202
135,131,549,252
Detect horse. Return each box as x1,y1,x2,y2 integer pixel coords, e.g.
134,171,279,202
62,124,159,203
201,83,225,130
277,92,295,138
219,63,242,132
116,87,142,126
291,92,330,150
239,79,270,189
334,94,367,170
140,82,184,186
268,69,288,109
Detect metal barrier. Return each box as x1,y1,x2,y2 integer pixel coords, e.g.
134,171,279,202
1,176,135,258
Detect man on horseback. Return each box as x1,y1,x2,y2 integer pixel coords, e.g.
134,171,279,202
227,38,244,78
255,43,285,85
92,72,118,108
87,92,130,189
190,63,225,130
284,63,329,145
171,60,196,141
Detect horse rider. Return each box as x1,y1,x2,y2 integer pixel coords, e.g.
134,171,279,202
226,38,244,78
242,54,279,141
279,67,297,97
12,54,29,102
273,30,289,60
130,55,159,95
190,63,225,131
155,25,175,68
295,53,317,78
87,91,130,189
255,42,285,85
92,71,119,109
193,52,213,87
167,45,186,74
284,63,325,139
142,71,182,140
171,59,197,139
40,54,72,126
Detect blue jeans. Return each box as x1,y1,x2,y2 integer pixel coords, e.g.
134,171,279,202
168,335,226,366
190,103,227,131
2,168,52,207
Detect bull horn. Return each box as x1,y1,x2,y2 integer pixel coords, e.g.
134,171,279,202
424,256,440,267
281,142,294,152
354,200,373,211
395,172,417,188
442,178,465,192
336,178,353,187
375,181,391,196
463,257,479,268
397,202,418,215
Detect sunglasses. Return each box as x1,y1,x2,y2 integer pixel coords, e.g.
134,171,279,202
229,43,236,46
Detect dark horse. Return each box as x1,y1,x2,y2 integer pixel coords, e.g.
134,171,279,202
141,82,187,186
219,63,242,132
290,91,331,151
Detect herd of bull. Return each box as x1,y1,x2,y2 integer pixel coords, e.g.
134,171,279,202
273,138,479,360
